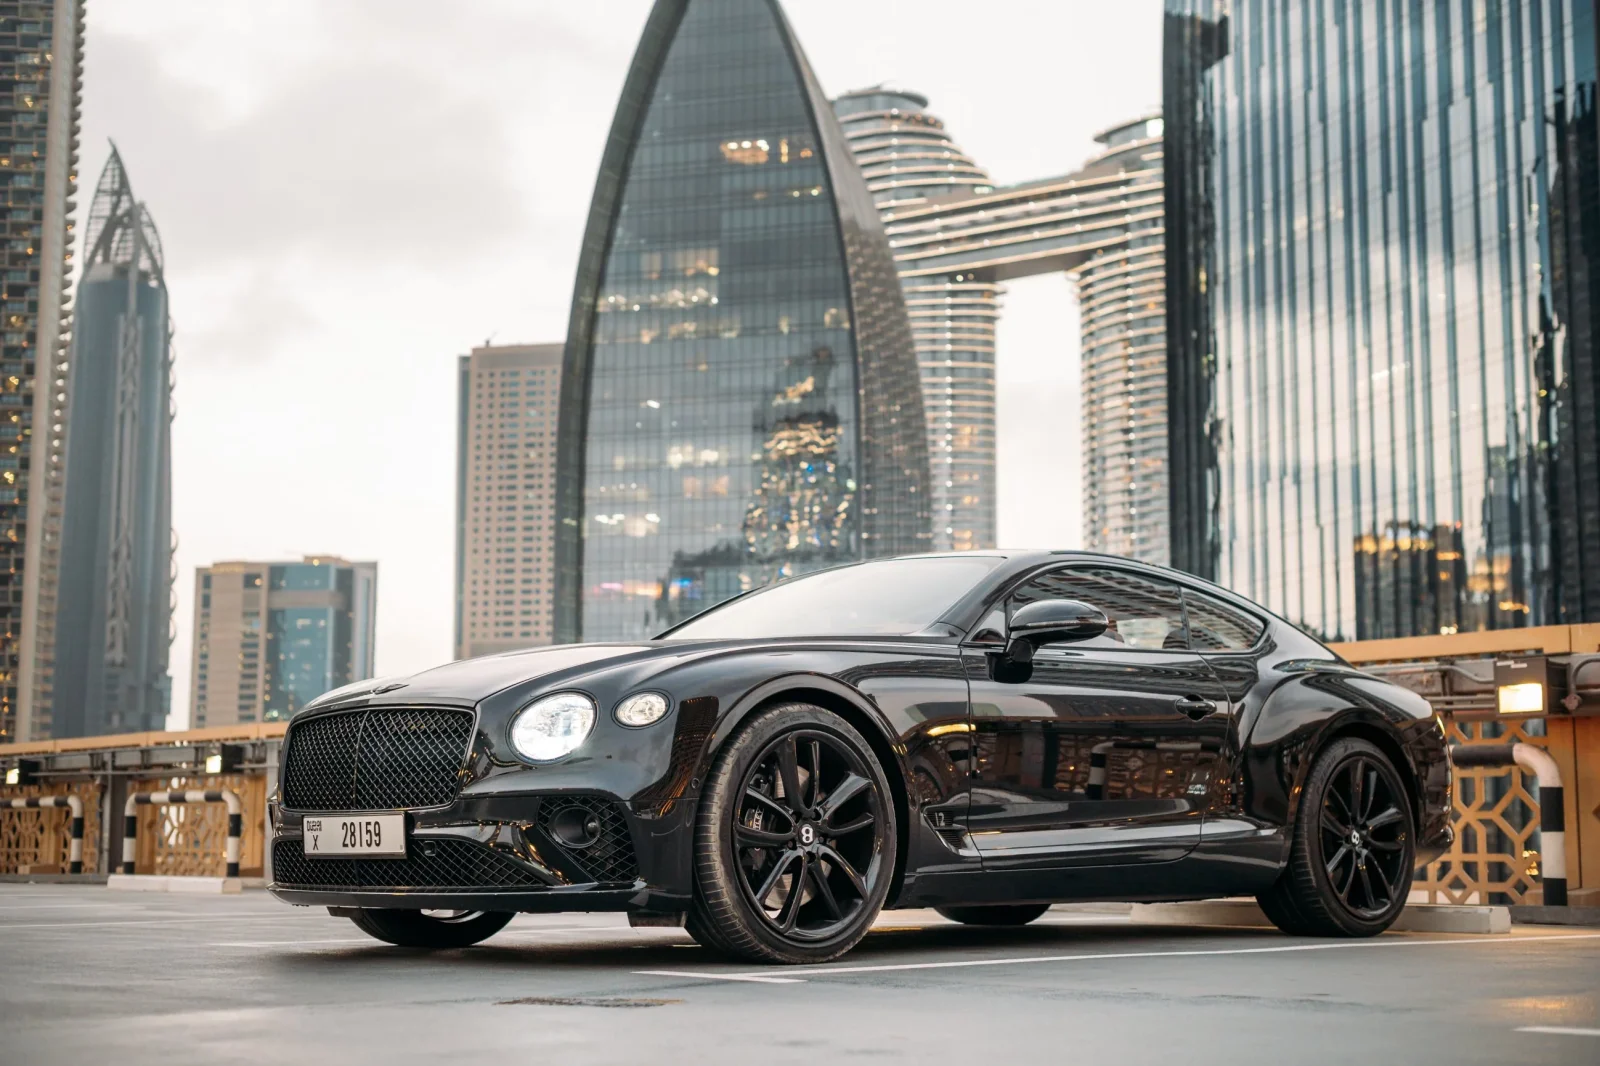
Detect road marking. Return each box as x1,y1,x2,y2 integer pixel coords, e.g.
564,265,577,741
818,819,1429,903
216,938,377,948
636,931,1600,984
3,915,329,930
1517,1026,1600,1038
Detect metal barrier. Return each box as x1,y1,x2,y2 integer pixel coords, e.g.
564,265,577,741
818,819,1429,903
1449,743,1567,906
3,796,85,874
123,790,243,878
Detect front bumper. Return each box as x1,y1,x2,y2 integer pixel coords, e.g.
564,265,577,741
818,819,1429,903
268,791,697,913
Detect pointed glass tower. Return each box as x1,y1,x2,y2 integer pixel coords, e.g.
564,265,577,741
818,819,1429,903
553,0,930,642
51,146,174,736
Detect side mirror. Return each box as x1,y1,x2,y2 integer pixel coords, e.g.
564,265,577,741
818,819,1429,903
1004,599,1109,663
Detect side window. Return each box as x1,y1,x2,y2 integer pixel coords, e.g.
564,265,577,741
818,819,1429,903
1009,568,1188,651
1181,588,1265,650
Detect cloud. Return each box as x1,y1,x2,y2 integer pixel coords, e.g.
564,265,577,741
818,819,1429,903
82,28,533,268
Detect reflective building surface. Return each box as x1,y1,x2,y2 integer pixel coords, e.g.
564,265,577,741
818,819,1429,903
1165,0,1600,638
554,0,931,642
50,147,172,738
833,90,1169,562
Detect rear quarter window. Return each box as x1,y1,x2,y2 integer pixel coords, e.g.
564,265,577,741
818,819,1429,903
1182,588,1265,650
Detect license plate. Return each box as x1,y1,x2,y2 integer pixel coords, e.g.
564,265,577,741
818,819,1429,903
303,814,406,858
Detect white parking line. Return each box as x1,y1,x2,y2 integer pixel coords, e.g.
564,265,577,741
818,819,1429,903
636,931,1600,984
3,915,330,930
1516,1026,1600,1038
212,924,655,948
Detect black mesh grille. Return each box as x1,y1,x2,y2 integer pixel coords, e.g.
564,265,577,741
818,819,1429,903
536,797,640,885
271,837,545,890
282,708,473,811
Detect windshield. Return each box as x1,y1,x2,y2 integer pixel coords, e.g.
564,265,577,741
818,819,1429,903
662,556,1004,640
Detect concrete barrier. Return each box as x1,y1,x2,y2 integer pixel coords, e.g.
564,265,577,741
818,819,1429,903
107,874,244,894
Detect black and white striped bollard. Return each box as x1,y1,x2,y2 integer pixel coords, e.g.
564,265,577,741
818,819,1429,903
4,795,85,874
1448,742,1567,907
122,790,244,877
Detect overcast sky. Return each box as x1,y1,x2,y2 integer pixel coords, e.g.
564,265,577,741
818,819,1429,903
76,0,1162,726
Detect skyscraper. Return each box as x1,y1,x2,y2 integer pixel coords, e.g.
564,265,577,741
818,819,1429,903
1164,0,1600,638
553,0,931,643
455,342,561,658
46,147,173,739
190,557,377,727
6,0,84,742
833,89,1168,561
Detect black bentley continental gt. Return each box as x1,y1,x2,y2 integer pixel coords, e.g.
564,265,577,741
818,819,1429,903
268,551,1452,963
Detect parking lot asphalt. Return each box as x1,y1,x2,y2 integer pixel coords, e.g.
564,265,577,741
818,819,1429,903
2,883,1598,1065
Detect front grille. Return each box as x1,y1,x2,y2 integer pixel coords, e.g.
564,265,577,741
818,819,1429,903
282,708,474,811
536,797,640,885
271,837,544,890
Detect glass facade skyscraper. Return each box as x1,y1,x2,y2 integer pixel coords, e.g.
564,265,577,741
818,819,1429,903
190,557,377,727
1165,0,1600,639
50,147,173,738
554,0,930,642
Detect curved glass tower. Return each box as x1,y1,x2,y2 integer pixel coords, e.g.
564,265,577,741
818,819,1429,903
554,0,930,642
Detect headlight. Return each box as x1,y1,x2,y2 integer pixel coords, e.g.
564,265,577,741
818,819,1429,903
615,692,670,728
510,693,596,761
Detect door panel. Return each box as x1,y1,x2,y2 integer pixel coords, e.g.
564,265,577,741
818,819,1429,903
963,567,1233,870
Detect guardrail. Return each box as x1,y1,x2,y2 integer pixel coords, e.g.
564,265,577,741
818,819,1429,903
1448,744,1567,906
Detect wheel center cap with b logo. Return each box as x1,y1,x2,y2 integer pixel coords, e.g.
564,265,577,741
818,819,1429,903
799,824,817,846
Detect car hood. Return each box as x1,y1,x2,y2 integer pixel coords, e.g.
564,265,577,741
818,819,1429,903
306,643,659,707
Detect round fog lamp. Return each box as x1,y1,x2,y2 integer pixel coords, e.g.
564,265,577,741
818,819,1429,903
510,692,596,761
615,692,670,727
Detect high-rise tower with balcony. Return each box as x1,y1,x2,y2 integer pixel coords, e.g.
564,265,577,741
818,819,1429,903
834,90,1168,561
6,0,84,742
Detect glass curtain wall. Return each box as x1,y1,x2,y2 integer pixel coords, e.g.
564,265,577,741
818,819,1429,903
555,0,929,642
1165,0,1600,639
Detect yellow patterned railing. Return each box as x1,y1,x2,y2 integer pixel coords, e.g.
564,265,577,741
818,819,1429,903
128,774,269,878
0,782,102,874
1411,717,1546,905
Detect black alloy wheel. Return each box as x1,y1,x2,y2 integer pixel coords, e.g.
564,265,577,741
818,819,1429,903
1258,737,1414,937
348,908,514,949
692,703,897,964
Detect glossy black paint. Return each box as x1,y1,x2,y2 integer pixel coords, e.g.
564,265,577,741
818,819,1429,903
267,551,1452,917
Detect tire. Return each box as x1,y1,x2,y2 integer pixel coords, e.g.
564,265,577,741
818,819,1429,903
1258,738,1415,937
348,908,514,948
692,702,898,964
936,903,1051,927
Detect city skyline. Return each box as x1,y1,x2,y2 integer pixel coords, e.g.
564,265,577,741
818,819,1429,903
73,0,1158,723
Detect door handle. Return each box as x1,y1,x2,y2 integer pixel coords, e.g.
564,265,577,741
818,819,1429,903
1174,695,1218,720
